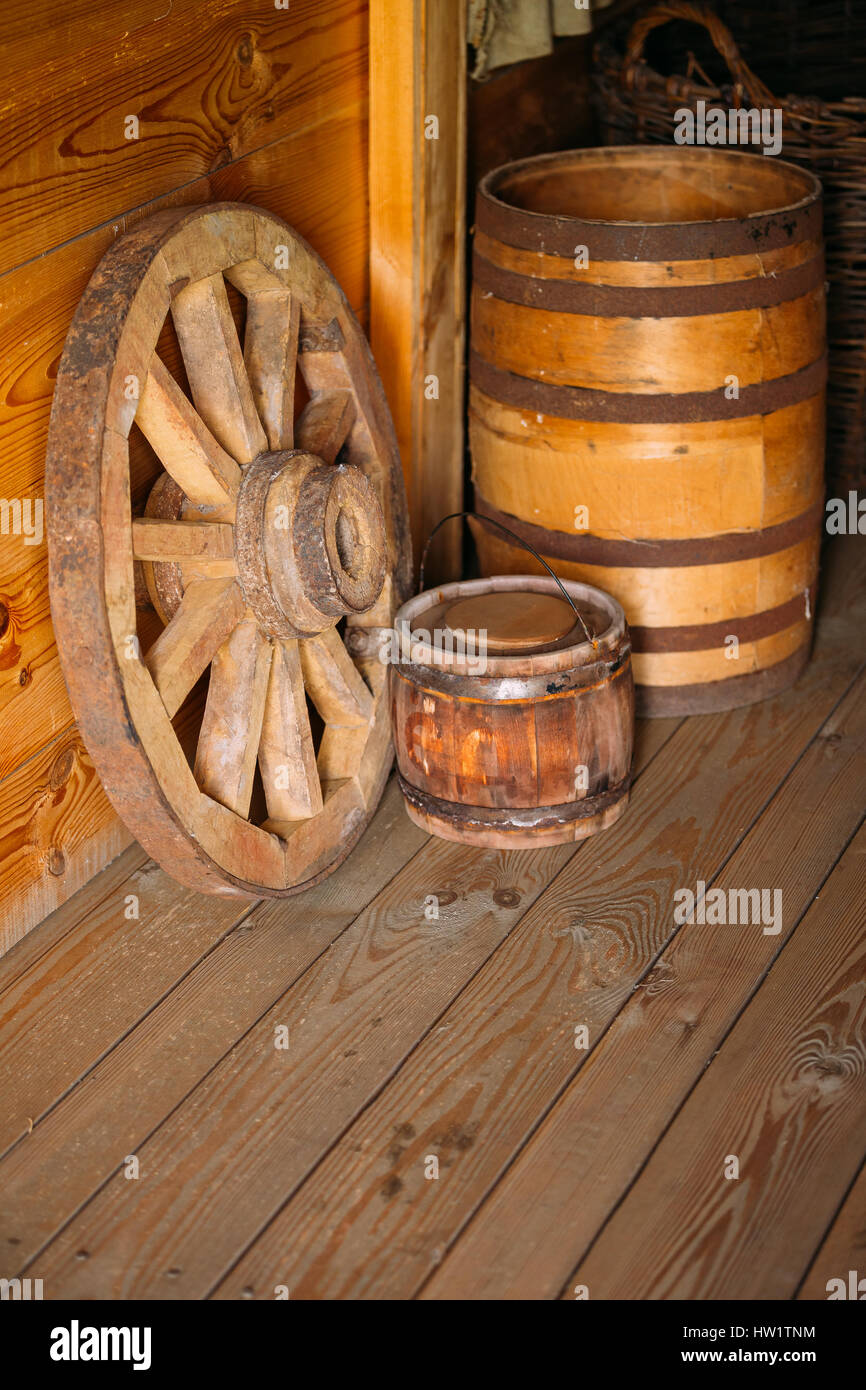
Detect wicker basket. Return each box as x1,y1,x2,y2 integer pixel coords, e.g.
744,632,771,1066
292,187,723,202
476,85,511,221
593,0,866,492
718,1,866,104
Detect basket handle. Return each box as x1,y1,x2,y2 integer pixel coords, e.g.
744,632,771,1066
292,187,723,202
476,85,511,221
621,1,776,109
419,510,597,648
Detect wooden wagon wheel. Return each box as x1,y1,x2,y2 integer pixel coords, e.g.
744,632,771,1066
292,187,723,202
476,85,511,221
46,204,411,898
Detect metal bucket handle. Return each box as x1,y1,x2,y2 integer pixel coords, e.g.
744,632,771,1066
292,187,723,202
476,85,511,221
418,510,597,649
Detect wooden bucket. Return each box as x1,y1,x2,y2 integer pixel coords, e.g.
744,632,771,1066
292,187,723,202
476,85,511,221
389,575,634,848
469,146,826,716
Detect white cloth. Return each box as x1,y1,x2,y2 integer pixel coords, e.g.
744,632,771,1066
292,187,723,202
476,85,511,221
470,0,614,79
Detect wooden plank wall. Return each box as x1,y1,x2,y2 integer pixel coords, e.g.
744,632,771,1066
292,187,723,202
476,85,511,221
0,0,371,954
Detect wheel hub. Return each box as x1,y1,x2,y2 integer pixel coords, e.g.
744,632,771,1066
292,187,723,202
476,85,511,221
234,450,387,639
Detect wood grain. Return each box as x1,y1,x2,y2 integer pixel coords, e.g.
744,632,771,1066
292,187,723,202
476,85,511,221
369,0,417,557
11,714,673,1296
0,0,168,78
416,0,467,582
473,291,824,395
194,619,272,818
797,1160,866,1300
0,115,369,735
473,228,819,290
258,639,323,823
0,857,254,1162
0,730,132,960
47,199,407,898
0,842,148,994
0,0,368,275
144,579,244,719
473,526,819,631
171,274,268,465
470,385,825,542
136,356,242,506
0,549,70,784
391,654,633,820
202,714,672,1299
0,780,427,1273
369,0,466,582
566,821,866,1300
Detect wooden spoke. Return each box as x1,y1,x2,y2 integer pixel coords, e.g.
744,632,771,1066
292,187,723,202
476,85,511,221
278,776,365,861
132,519,235,563
317,725,367,785
300,625,373,727
295,389,355,464
136,357,241,506
194,620,272,818
258,639,324,823
144,578,245,718
171,273,268,464
241,289,300,452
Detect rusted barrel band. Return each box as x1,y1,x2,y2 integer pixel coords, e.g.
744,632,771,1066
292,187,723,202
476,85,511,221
397,771,632,831
473,248,826,318
390,652,631,703
473,494,823,569
477,158,822,262
635,645,812,717
469,350,827,424
630,589,813,653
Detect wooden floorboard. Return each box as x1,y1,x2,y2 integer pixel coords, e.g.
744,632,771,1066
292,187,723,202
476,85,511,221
0,841,148,994
0,780,428,1272
417,666,866,1300
796,1159,866,1300
0,860,255,1159
14,720,677,1297
566,820,866,1300
220,664,866,1301
0,535,862,1301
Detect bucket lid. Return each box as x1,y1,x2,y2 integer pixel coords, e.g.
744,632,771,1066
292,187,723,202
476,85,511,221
444,590,576,653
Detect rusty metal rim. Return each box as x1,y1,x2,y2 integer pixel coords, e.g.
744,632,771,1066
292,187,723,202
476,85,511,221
477,147,822,261
390,653,632,703
469,349,828,423
472,247,826,317
630,589,815,653
474,494,823,569
635,644,812,717
397,771,633,828
394,574,628,678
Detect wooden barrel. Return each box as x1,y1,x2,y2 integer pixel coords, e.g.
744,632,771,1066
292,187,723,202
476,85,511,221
469,146,826,716
389,576,634,848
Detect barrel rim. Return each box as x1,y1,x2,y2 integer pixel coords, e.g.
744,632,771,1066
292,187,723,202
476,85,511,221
389,652,632,702
393,574,628,678
477,146,823,261
397,771,633,829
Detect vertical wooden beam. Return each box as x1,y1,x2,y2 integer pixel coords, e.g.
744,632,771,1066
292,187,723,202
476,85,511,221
370,0,467,584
